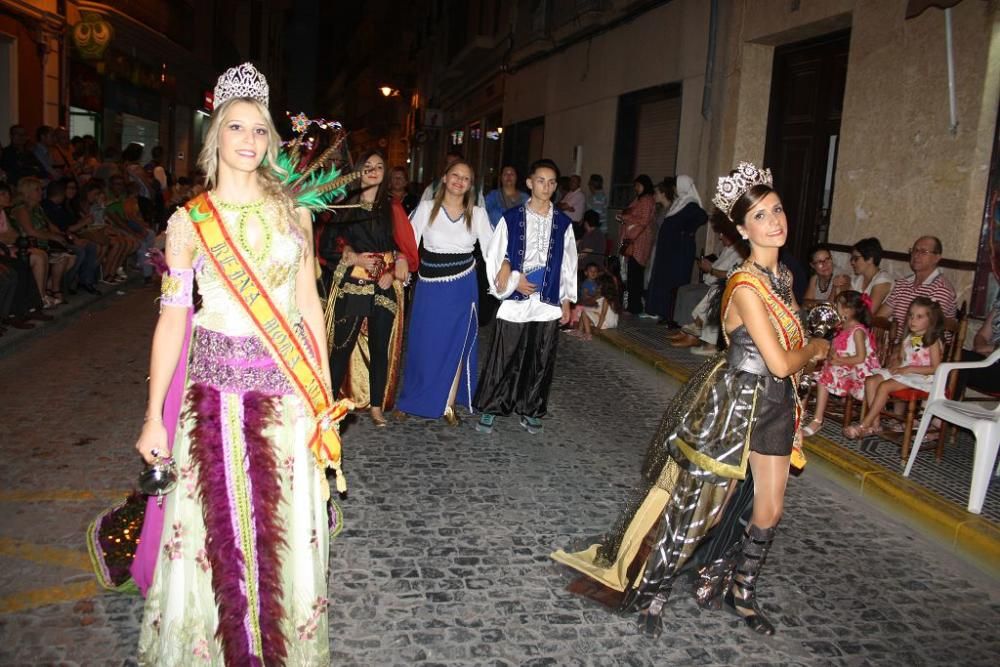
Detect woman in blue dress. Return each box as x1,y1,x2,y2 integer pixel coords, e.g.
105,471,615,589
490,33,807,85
396,160,494,423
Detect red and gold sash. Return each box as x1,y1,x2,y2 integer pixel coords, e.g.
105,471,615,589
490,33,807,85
721,268,804,353
186,193,351,493
721,267,807,467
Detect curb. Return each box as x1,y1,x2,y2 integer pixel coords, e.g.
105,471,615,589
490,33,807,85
594,327,1000,576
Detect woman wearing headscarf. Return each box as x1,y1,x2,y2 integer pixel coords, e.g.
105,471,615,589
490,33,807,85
644,175,707,326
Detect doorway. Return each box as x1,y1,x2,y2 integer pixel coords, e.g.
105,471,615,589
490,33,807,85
0,34,16,139
763,30,850,262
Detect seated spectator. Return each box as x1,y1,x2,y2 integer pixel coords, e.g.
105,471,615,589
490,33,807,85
669,214,747,354
876,235,956,338
803,244,848,305
569,271,621,340
577,210,606,271
848,237,893,314
0,182,47,325
105,174,155,284
9,177,75,306
77,180,130,285
955,290,1000,396
42,179,100,294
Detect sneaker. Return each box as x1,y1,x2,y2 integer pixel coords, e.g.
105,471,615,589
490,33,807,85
476,413,495,434
638,313,658,320
519,415,543,434
690,344,717,356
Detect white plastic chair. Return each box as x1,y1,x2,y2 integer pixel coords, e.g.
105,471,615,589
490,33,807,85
903,348,1000,514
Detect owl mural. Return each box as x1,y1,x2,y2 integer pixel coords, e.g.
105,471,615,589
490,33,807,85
72,12,114,60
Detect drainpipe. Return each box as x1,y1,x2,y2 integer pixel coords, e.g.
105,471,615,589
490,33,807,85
702,0,718,120
944,7,958,134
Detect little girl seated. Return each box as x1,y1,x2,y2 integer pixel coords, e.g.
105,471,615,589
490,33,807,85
845,296,944,439
802,290,880,436
571,273,621,339
570,263,602,327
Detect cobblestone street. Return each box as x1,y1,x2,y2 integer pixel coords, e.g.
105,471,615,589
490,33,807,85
0,290,998,666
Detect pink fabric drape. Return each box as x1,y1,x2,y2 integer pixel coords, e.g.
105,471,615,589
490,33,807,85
129,309,193,596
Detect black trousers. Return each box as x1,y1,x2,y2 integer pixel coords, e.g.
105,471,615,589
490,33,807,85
955,349,1000,395
0,265,16,318
625,256,645,314
474,318,560,418
0,256,42,317
329,295,397,408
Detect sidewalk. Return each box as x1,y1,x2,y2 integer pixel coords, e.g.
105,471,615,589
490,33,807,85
0,278,149,359
596,314,1000,575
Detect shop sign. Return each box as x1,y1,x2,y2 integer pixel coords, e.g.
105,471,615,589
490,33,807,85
71,12,114,60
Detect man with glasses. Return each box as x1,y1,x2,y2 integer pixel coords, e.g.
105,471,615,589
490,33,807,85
877,235,956,338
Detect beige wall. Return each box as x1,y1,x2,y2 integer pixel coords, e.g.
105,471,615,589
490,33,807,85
709,0,999,305
504,0,711,183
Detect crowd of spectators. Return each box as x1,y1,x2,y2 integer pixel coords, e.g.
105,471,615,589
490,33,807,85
0,122,204,338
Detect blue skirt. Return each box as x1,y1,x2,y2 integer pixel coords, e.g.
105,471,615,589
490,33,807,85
397,267,479,418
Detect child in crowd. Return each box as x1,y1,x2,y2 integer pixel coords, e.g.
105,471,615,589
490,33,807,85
570,273,621,339
573,263,601,313
474,158,577,435
801,290,880,436
845,296,944,438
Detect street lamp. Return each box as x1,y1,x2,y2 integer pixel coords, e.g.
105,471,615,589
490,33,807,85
379,85,399,98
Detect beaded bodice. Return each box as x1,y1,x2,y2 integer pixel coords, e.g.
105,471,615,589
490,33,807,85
165,194,305,337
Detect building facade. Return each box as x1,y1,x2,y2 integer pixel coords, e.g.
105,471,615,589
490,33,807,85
414,0,998,309
1,0,292,180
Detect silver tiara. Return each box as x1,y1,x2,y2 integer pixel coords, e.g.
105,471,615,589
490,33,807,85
214,62,269,108
712,162,773,220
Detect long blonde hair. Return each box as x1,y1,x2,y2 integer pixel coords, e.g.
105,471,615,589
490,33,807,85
429,160,475,229
197,97,291,209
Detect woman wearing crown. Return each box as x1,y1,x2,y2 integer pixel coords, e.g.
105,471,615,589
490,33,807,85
551,163,829,638
124,63,349,665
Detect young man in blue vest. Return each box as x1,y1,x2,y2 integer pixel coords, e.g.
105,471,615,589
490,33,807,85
474,158,578,434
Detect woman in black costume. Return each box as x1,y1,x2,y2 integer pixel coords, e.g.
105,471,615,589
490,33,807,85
552,162,829,637
321,150,409,425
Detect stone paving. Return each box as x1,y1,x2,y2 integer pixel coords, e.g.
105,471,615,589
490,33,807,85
0,290,998,665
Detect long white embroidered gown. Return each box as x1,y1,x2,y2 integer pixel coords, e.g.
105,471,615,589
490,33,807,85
138,196,331,666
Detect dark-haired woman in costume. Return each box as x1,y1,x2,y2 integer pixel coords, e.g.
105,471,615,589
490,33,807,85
552,163,829,637
322,150,410,426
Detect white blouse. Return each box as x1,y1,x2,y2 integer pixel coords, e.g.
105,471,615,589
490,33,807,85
409,200,493,254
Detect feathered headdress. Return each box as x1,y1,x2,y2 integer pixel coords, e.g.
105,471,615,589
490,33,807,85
274,113,362,211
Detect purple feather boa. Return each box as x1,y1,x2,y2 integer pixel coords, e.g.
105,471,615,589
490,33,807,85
242,389,288,666
187,384,288,666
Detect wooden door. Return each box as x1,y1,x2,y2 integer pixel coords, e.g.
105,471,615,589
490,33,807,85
764,31,850,262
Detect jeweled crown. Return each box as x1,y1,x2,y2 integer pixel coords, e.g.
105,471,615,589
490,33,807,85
712,162,773,220
214,62,269,108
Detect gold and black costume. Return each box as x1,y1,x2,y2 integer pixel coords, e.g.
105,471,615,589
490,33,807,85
552,263,804,634
321,202,404,410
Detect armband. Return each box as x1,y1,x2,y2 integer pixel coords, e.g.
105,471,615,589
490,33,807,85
159,267,194,309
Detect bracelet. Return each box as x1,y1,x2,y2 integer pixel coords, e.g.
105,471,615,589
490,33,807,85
144,415,163,424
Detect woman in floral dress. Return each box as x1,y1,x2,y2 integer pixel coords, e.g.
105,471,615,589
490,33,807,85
132,64,344,666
